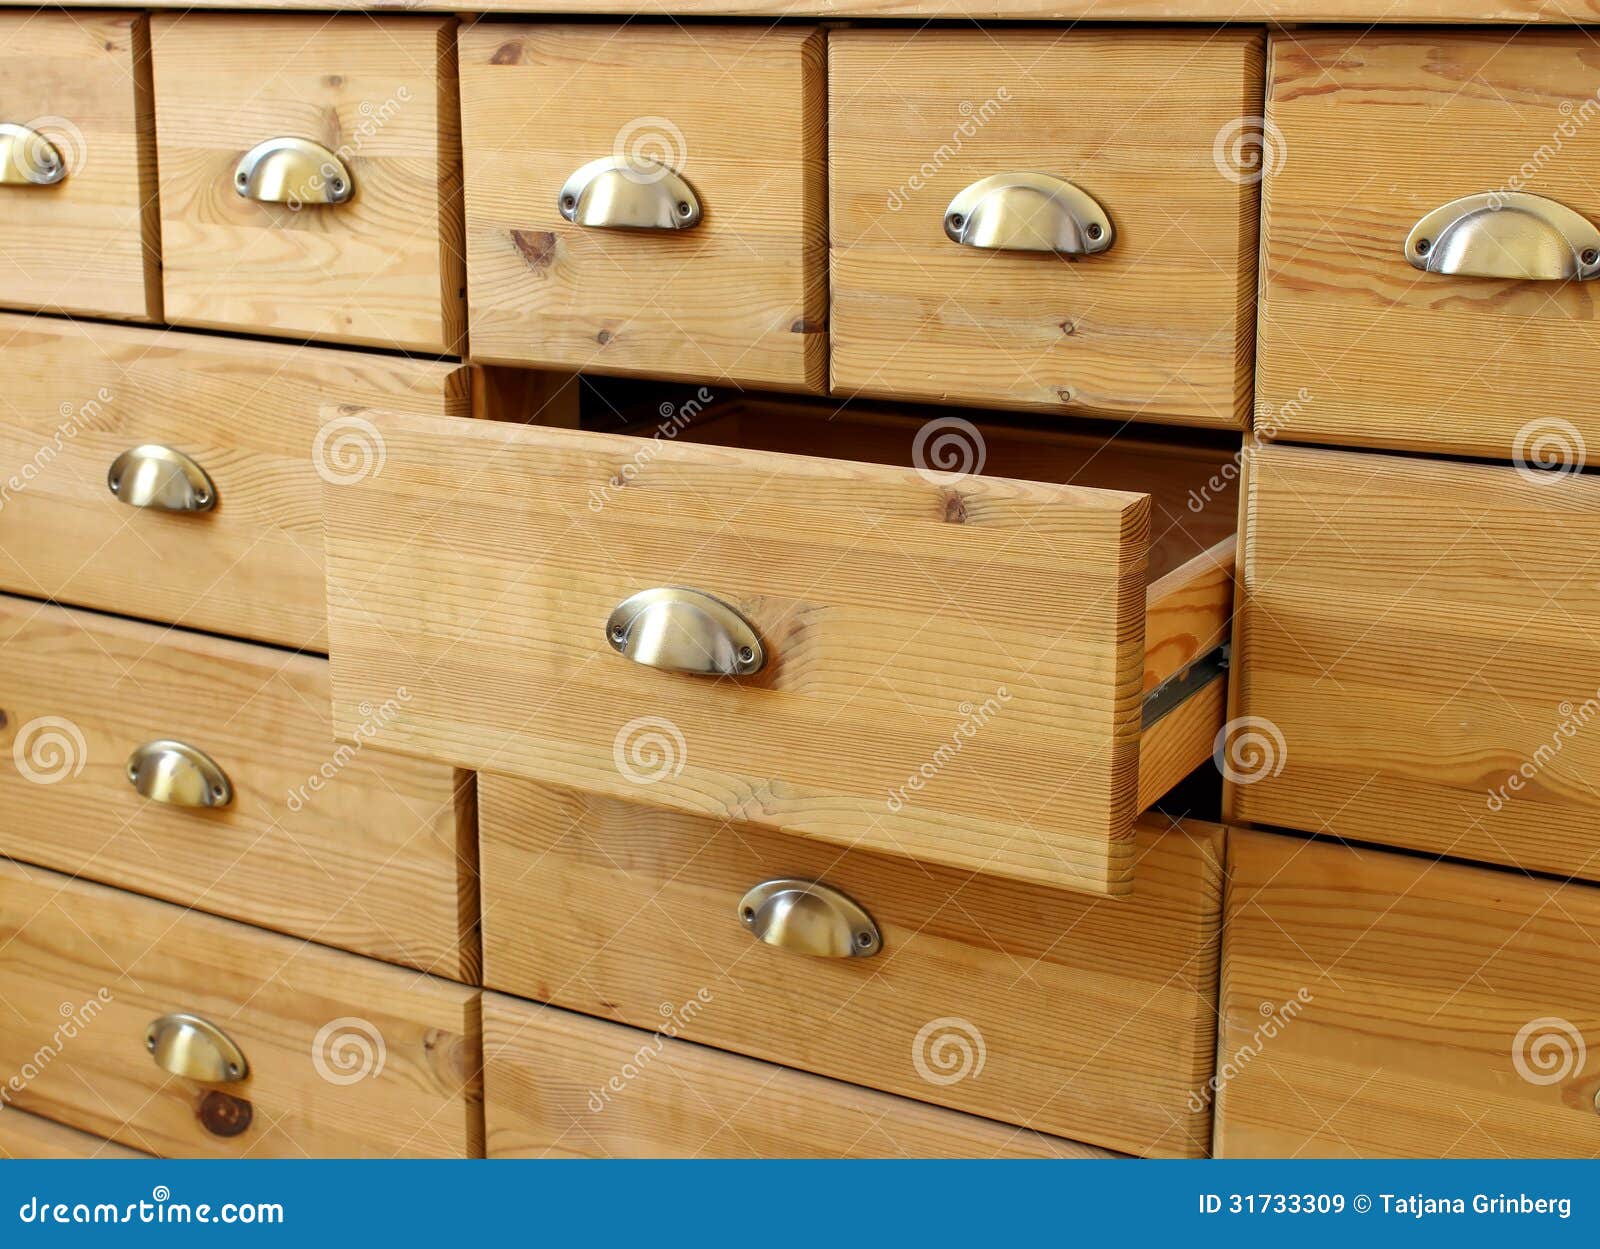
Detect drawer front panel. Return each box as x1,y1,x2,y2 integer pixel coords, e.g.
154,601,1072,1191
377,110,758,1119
479,777,1223,1158
324,412,1147,896
1219,830,1600,1158
0,596,476,980
829,29,1262,426
1235,444,1600,880
0,12,158,321
484,995,1112,1159
1259,31,1600,462
151,14,464,353
0,314,469,650
0,859,480,1158
0,1110,145,1159
460,24,826,391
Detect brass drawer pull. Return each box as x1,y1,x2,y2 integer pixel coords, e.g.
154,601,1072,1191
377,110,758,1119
1406,192,1600,281
107,445,217,513
606,587,764,676
126,740,233,808
558,156,702,230
0,122,67,186
739,879,881,958
234,136,353,206
944,173,1113,254
145,1012,249,1083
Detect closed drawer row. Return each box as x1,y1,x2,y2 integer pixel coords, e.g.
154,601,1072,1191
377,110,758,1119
11,17,1600,458
3,13,1260,424
8,809,1600,1159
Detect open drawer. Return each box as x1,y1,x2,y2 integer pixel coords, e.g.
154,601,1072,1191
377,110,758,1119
323,397,1236,896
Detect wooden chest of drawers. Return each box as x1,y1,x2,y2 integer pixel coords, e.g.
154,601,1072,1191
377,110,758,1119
1,5,1591,1165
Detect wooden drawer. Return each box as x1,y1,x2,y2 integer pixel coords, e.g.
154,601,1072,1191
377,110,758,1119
1259,32,1600,463
150,14,464,353
325,399,1236,898
0,315,470,651
1219,830,1600,1158
0,858,480,1158
484,995,1114,1159
0,1110,145,1159
0,12,158,321
1234,444,1600,881
459,24,825,392
830,29,1262,426
0,595,475,980
479,778,1224,1158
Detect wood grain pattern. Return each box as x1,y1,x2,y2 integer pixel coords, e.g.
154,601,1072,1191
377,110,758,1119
459,24,826,391
150,14,465,353
1146,536,1235,691
0,858,481,1158
0,595,477,980
0,1109,146,1159
0,313,470,651
1138,677,1225,810
325,408,1150,895
1235,444,1600,881
484,995,1115,1159
1258,31,1600,463
829,29,1262,426
0,12,159,320
1219,829,1600,1158
11,0,1600,20
479,778,1223,1157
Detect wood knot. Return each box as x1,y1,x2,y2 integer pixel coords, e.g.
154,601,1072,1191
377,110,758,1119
790,317,824,334
509,229,557,272
596,329,614,345
490,40,523,65
942,491,968,524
